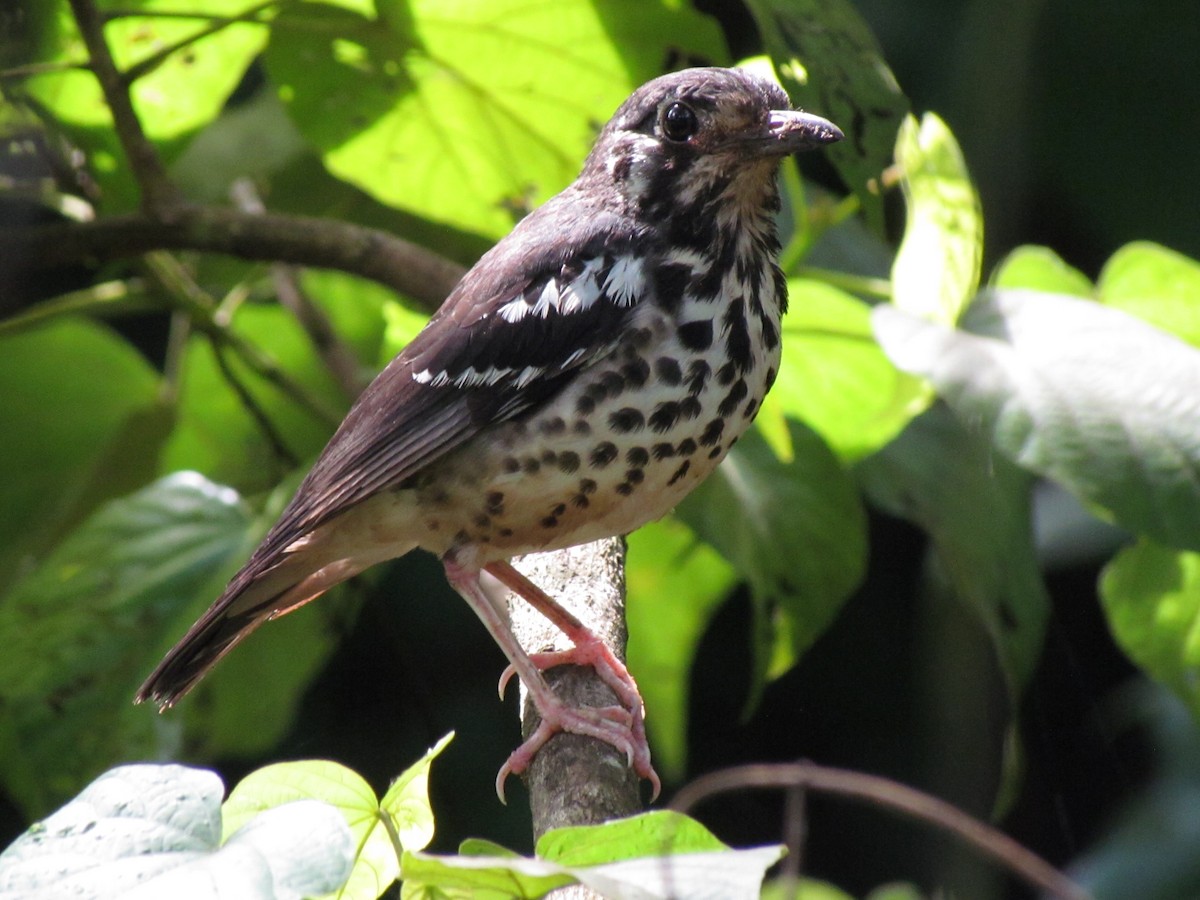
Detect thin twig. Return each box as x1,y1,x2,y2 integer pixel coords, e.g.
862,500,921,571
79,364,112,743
66,0,183,217
119,0,280,84
671,762,1091,900
209,336,299,468
0,209,465,314
232,178,367,399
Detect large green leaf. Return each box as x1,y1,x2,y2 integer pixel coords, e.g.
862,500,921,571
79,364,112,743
890,113,982,323
678,422,866,697
0,473,250,816
991,245,1092,297
857,405,1049,697
760,277,925,462
874,289,1200,551
1097,241,1200,347
26,0,268,139
1100,540,1200,719
743,0,908,232
263,0,726,238
626,519,736,780
0,317,165,597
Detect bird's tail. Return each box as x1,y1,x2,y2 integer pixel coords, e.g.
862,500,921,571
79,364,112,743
135,551,367,709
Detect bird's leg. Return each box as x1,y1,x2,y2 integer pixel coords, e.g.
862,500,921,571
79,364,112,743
443,557,659,802
483,559,658,799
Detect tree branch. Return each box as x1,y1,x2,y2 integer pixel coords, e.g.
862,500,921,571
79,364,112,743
671,762,1091,900
0,208,466,314
66,0,183,216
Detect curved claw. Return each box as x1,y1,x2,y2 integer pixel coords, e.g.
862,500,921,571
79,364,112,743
497,663,518,700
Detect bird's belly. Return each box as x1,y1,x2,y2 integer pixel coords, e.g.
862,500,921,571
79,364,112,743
408,321,780,562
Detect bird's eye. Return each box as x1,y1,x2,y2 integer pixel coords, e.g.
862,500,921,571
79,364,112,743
660,102,698,142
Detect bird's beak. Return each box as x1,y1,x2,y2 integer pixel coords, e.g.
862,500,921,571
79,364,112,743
757,109,844,155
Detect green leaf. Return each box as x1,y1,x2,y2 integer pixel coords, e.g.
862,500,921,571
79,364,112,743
535,810,726,865
762,277,925,461
0,317,164,596
223,736,452,900
1100,540,1200,718
403,812,783,900
1097,241,1200,347
0,473,251,817
626,519,736,780
874,290,1200,551
743,0,908,232
891,113,983,323
264,0,726,238
991,245,1092,297
761,878,858,900
27,0,267,140
678,423,866,697
0,764,353,899
856,405,1050,696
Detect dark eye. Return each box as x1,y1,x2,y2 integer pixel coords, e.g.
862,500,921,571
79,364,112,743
660,102,698,142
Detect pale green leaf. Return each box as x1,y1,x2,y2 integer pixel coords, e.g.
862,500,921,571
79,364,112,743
874,290,1200,551
991,245,1092,297
1097,241,1200,347
380,733,454,855
891,113,983,323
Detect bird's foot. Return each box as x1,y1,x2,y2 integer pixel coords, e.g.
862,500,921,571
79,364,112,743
494,692,659,804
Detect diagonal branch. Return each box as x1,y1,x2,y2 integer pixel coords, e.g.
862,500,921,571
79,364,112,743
66,0,183,216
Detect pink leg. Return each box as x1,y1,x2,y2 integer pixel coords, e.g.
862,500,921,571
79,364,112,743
443,557,659,802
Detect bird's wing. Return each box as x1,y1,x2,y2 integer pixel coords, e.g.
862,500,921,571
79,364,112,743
254,201,646,562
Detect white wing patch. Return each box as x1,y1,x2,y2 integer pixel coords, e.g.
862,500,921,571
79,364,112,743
604,256,644,307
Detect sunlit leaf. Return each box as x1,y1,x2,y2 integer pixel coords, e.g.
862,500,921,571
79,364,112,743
891,113,982,323
264,0,726,237
1097,241,1200,347
875,290,1200,551
991,245,1092,297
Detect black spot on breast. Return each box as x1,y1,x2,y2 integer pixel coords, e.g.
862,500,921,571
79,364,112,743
765,365,778,390
572,493,590,509
486,491,505,514
615,482,635,496
621,358,650,389
540,515,559,528
579,478,598,494
522,458,541,474
678,320,713,351
541,450,557,465
655,357,683,386
552,503,567,517
689,255,724,300
716,361,737,386
649,401,681,433
761,317,779,351
743,398,759,419
498,526,513,537
723,298,751,374
773,265,789,314
503,457,520,474
625,468,645,485
573,419,592,435
626,446,649,467
708,446,723,459
652,442,676,460
668,459,691,485
576,395,596,416
685,360,710,395
558,451,580,473
609,407,645,434
474,513,491,528
590,442,618,468
679,397,702,421
737,253,764,296
719,379,748,416
631,327,654,349
700,418,725,447
599,371,626,397
539,417,566,436
653,262,692,314
677,438,697,456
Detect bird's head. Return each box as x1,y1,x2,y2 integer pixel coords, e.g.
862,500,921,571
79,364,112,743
580,67,843,219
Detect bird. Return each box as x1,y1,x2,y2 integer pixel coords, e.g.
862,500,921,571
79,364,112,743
136,66,843,800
